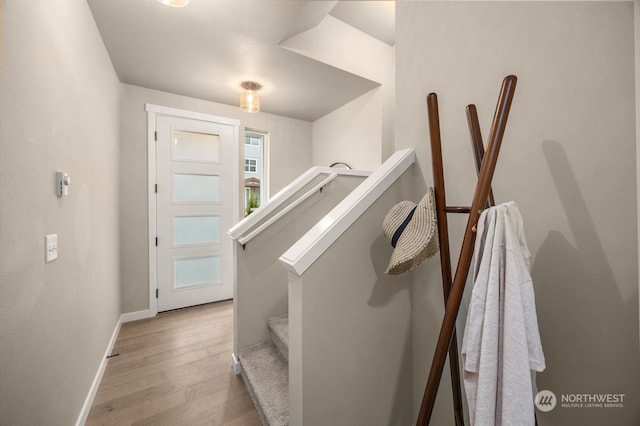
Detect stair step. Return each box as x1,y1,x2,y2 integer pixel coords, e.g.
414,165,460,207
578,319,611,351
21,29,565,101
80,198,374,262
238,341,289,426
267,314,289,362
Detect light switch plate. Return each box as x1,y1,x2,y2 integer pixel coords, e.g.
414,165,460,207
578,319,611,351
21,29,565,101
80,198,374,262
45,234,58,263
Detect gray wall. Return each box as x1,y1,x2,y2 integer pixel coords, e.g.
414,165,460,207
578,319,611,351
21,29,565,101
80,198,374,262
120,84,313,313
288,171,414,426
0,0,121,424
396,2,639,424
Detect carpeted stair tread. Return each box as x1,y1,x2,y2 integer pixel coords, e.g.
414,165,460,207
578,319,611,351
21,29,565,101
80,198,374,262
238,341,289,426
267,314,289,362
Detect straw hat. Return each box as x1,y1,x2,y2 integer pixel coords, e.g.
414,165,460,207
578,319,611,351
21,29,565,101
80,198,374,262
383,188,439,275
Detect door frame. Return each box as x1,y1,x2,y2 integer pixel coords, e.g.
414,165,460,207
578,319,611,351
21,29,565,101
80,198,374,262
145,104,240,316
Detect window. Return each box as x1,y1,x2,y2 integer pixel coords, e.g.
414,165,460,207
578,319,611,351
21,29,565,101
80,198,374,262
243,130,267,214
245,158,257,173
245,135,261,146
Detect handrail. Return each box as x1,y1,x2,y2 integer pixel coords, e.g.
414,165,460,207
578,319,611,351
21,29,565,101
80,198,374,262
329,161,352,169
237,173,338,246
279,149,416,276
228,166,370,243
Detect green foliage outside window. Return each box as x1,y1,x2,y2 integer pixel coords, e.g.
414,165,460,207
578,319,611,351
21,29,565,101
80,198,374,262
245,191,260,217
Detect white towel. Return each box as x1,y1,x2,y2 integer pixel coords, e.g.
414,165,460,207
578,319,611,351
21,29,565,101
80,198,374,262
461,202,545,426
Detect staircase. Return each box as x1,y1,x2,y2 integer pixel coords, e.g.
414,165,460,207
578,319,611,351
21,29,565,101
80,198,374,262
238,314,289,426
232,151,416,424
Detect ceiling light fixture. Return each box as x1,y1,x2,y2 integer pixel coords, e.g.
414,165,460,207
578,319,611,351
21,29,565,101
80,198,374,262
240,81,261,113
157,0,190,7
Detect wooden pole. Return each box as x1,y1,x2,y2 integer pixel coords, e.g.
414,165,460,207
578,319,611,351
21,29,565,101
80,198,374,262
426,93,465,425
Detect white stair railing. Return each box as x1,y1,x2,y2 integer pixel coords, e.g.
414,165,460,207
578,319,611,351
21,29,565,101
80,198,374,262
229,165,370,367
228,167,369,245
283,148,417,425
237,173,338,246
279,148,416,275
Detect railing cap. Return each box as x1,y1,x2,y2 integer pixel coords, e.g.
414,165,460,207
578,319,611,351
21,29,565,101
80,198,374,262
279,149,416,276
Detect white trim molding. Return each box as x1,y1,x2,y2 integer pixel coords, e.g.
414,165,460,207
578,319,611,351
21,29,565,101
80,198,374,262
147,110,158,317
279,149,415,276
121,309,153,323
146,104,240,316
145,104,239,126
232,353,242,375
75,316,122,426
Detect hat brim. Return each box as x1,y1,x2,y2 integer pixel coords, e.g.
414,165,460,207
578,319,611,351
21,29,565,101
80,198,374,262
385,188,439,276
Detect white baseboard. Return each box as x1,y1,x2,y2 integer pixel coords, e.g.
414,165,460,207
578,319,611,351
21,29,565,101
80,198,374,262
121,309,153,323
232,352,242,375
75,316,122,426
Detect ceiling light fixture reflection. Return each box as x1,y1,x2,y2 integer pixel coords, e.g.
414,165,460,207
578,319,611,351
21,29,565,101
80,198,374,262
240,81,261,113
157,0,190,7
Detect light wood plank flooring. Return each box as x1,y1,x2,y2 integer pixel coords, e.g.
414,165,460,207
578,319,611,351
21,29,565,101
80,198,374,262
86,300,261,426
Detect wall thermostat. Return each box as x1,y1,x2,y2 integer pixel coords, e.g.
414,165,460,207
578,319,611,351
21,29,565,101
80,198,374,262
56,172,70,196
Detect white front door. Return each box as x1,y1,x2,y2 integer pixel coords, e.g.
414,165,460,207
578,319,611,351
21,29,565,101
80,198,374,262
155,114,237,312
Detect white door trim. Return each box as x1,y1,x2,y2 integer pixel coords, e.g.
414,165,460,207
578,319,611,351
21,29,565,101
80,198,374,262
146,104,240,316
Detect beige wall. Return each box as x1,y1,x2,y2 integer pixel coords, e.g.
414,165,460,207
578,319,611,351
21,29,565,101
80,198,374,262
288,171,414,426
396,2,639,424
312,88,383,170
120,84,313,313
0,0,121,424
310,50,395,171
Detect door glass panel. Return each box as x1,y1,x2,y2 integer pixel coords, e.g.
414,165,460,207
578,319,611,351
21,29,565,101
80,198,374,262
175,256,221,289
172,130,220,162
173,174,219,203
174,216,220,246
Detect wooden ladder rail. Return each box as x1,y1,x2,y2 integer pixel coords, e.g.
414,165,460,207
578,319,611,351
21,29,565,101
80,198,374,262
417,75,517,425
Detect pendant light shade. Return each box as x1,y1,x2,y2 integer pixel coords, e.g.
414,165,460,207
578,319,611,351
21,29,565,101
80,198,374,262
240,81,261,113
157,0,190,7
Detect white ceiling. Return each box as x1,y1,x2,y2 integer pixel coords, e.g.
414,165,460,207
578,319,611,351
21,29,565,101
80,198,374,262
87,0,395,122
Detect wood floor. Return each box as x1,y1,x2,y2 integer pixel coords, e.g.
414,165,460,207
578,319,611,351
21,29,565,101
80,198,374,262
86,300,261,426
